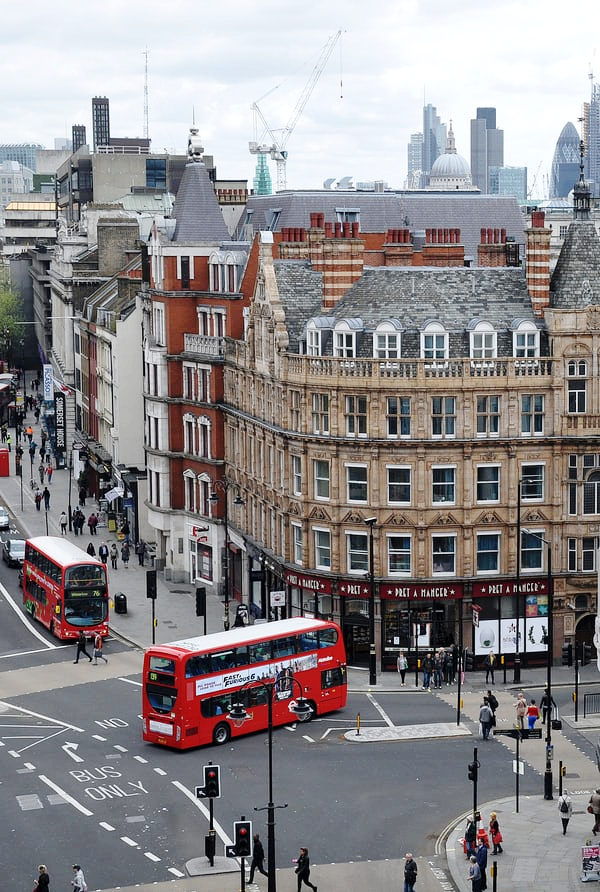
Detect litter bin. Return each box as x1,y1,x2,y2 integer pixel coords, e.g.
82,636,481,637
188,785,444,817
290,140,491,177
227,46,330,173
114,592,127,615
513,657,521,684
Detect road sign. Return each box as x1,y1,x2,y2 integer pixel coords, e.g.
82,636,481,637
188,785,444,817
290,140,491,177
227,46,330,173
512,759,525,775
493,728,542,740
226,845,238,858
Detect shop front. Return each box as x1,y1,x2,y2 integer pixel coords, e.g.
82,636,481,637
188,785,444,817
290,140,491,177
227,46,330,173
471,576,550,669
380,581,464,672
286,570,333,621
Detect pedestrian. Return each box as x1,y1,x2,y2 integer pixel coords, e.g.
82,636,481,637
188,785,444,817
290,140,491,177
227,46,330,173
136,539,147,566
0,424,5,442
71,864,87,891
87,514,95,536
93,631,108,665
540,687,557,726
73,631,93,664
422,652,433,690
86,542,96,557
39,444,46,463
483,650,496,684
527,698,540,730
558,789,573,835
489,812,503,854
6,433,10,452
121,542,130,568
121,519,130,544
514,691,527,730
479,699,493,740
464,818,477,858
59,511,68,535
589,787,600,834
46,463,53,484
99,542,109,564
34,863,50,890
75,510,85,535
79,486,86,507
38,461,45,484
397,650,408,686
42,486,50,510
26,425,33,442
110,542,118,569
486,689,498,716
476,837,488,891
444,648,454,685
294,847,317,892
433,649,444,689
35,489,42,511
403,852,417,892
249,833,268,883
468,855,482,892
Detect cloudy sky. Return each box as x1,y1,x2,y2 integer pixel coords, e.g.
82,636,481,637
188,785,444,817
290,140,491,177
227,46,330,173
1,0,596,196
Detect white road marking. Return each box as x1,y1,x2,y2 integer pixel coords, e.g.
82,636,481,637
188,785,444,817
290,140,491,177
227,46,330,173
120,677,142,686
172,780,233,845
92,735,107,742
134,755,148,763
0,700,85,733
144,852,161,862
0,580,59,649
121,836,139,847
114,744,128,752
24,762,36,769
366,691,395,727
38,774,93,816
154,768,167,776
62,742,84,762
302,735,314,743
168,867,186,877
99,821,115,831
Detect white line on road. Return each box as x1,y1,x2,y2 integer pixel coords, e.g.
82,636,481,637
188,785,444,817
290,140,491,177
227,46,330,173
120,677,142,686
113,744,128,752
92,735,107,742
0,580,58,648
99,822,115,831
366,691,395,727
121,836,139,847
144,852,161,862
62,742,84,762
154,767,167,775
168,867,186,877
38,774,93,816
302,735,314,743
172,780,233,845
0,700,85,733
134,755,148,763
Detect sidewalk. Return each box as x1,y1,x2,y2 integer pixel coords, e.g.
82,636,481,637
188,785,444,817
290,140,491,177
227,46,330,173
2,378,600,891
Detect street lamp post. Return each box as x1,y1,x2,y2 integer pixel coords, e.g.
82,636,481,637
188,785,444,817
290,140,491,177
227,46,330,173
524,528,554,799
229,680,312,892
210,476,244,631
365,517,377,686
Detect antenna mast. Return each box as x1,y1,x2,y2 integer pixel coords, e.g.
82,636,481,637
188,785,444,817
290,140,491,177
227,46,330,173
143,48,149,140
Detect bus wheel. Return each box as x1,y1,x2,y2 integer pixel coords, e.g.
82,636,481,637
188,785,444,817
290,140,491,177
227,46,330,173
213,723,231,745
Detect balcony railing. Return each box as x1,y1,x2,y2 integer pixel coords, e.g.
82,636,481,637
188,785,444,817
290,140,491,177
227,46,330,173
183,333,225,358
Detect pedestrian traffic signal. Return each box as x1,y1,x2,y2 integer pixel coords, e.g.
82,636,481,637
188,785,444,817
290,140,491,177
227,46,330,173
234,820,252,857
203,764,221,799
561,643,573,667
196,586,206,617
468,761,478,782
464,650,474,672
561,764,567,777
582,643,593,666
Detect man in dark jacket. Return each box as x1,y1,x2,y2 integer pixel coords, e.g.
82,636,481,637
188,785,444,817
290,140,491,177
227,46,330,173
249,832,269,883
404,852,418,892
476,838,488,891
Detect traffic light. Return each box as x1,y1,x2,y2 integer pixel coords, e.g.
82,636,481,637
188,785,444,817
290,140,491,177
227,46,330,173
464,650,474,672
561,643,573,667
195,586,206,617
146,569,157,600
468,761,478,782
561,764,567,777
203,764,221,799
234,820,252,857
582,643,593,666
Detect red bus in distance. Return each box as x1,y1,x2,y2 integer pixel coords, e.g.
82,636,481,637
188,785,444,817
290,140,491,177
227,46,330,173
23,536,109,640
142,617,347,749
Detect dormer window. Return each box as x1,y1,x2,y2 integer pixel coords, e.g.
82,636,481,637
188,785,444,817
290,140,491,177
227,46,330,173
307,327,321,356
374,320,402,359
512,320,539,358
469,320,497,359
333,319,362,358
305,317,336,357
421,321,448,360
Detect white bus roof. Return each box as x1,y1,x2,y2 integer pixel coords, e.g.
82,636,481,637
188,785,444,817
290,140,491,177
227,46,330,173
147,617,336,655
27,536,103,566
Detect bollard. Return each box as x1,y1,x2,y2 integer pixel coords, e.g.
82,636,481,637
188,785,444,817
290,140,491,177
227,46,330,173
356,712,361,736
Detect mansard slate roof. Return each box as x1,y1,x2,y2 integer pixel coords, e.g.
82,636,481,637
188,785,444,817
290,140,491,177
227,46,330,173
273,263,544,358
243,191,525,259
273,260,323,350
172,160,230,243
550,221,600,309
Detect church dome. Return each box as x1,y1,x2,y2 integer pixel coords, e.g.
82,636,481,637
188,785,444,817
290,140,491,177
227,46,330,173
431,152,471,178
427,120,474,191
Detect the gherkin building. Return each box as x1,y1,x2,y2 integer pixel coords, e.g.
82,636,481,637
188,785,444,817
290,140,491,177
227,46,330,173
550,122,580,198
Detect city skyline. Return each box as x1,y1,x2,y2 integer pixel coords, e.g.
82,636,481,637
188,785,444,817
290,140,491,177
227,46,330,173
1,0,598,195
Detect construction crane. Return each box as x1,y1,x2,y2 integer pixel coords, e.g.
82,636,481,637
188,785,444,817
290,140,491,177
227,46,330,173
249,30,342,191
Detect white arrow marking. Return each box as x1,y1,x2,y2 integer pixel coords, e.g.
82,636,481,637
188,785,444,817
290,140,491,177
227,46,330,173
62,742,84,763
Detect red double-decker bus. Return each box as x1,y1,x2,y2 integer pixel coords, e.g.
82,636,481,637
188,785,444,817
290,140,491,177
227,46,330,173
23,536,109,641
142,617,347,749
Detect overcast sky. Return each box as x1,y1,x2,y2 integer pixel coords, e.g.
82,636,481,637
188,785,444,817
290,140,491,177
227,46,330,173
1,0,597,197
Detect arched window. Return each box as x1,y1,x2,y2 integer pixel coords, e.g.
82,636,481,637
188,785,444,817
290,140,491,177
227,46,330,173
567,359,587,414
512,320,539,358
421,321,447,360
469,320,497,359
374,320,402,359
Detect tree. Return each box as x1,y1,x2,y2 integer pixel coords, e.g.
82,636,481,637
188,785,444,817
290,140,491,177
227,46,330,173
0,282,26,368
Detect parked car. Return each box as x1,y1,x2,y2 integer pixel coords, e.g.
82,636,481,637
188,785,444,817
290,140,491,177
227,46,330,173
2,537,25,567
0,506,9,530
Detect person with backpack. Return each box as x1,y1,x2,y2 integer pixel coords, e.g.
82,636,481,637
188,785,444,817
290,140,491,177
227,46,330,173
93,632,108,665
558,790,572,835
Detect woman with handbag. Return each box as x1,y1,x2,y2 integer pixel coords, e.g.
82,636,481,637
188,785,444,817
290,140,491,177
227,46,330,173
489,812,503,854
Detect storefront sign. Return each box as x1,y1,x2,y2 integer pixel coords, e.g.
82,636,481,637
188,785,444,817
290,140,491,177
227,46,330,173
472,577,548,598
43,364,53,402
285,571,332,595
54,392,66,451
380,582,463,600
338,579,371,597
189,523,209,540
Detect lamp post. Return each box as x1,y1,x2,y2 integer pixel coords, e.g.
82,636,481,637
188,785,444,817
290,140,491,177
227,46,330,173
365,517,377,686
210,476,244,631
229,679,312,892
524,528,554,799
68,445,73,532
